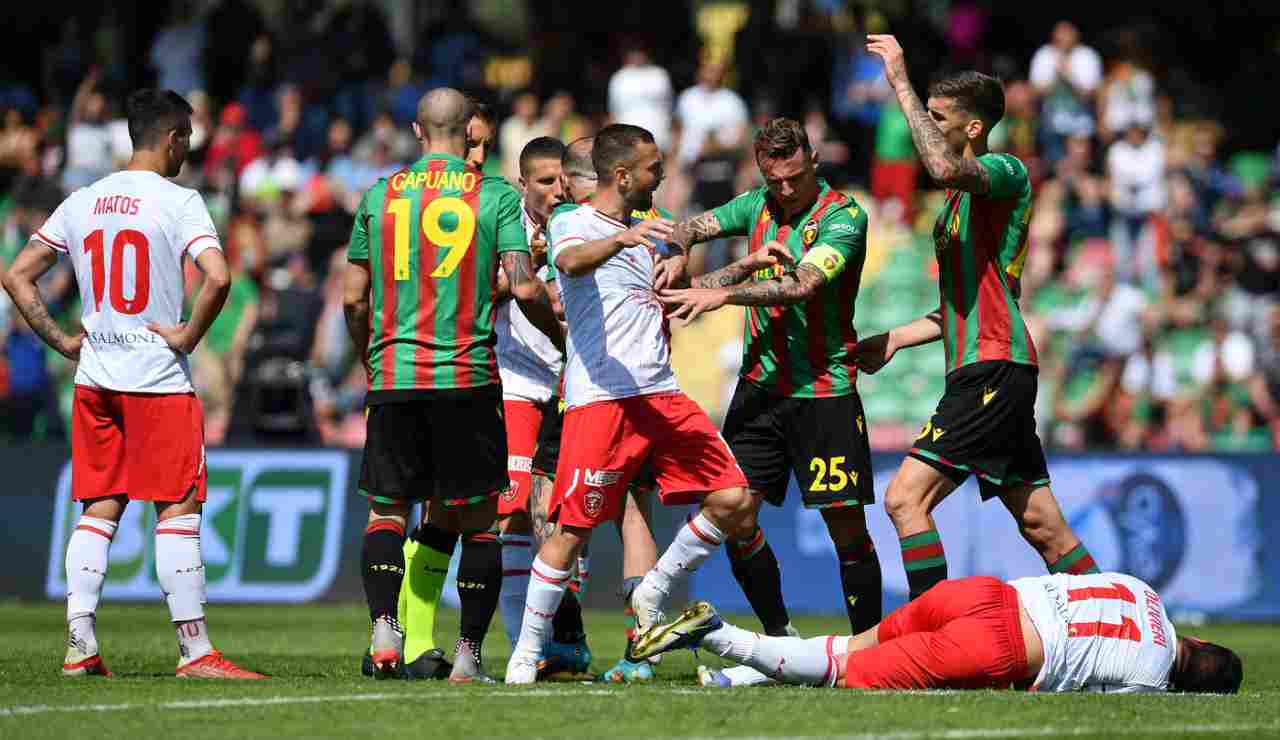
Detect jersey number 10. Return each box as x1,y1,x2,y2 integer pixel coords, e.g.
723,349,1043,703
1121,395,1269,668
386,196,476,281
84,229,150,314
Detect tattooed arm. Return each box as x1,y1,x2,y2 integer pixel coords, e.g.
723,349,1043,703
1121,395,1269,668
1,242,81,359
658,264,825,323
502,251,564,352
867,35,991,195
669,210,727,253
692,240,797,288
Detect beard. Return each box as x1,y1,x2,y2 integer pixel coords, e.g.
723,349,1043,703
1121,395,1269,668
623,182,655,212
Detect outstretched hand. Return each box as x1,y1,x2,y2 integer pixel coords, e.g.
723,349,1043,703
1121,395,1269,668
653,253,689,290
742,240,796,275
852,331,897,374
618,219,675,250
866,34,909,89
656,287,729,324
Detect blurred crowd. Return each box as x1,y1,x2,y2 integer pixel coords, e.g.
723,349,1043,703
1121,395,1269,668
1,1,1278,454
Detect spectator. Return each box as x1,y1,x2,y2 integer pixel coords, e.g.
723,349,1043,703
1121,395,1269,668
499,91,545,184
869,96,917,225
148,1,207,96
541,91,591,147
608,45,673,152
1030,21,1102,164
1107,114,1166,282
204,102,264,187
675,59,749,219
61,69,121,191
190,260,258,445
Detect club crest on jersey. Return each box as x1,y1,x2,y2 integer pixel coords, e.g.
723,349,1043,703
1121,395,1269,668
503,481,519,503
584,489,605,517
802,220,818,246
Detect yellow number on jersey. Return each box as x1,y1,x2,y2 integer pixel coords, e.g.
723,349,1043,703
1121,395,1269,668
426,196,477,278
386,198,412,281
386,196,478,280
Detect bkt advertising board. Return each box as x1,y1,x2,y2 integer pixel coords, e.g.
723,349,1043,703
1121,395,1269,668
44,451,348,603
690,454,1278,621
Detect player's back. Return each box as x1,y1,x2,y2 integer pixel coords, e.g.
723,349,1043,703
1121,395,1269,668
547,204,677,408
36,170,220,394
351,154,526,394
1011,571,1176,693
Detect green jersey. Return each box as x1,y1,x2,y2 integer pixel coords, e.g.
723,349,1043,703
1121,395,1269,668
711,180,869,397
932,152,1038,373
347,153,528,395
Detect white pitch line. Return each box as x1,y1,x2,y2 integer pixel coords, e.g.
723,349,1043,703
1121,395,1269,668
0,688,636,718
698,725,1280,740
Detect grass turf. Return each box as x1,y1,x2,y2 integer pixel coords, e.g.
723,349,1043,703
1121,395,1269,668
0,602,1276,739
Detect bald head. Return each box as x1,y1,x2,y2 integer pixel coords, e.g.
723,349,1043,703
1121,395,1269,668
563,137,595,179
416,87,475,142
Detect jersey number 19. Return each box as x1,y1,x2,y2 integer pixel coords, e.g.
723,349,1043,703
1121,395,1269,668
386,196,476,281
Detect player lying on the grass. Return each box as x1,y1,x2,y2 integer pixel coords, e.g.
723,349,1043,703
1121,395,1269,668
634,571,1243,694
505,124,785,684
2,89,262,679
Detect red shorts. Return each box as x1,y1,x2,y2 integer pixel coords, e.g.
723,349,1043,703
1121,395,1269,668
870,160,918,222
550,392,747,529
71,385,208,503
843,576,1028,690
499,399,542,516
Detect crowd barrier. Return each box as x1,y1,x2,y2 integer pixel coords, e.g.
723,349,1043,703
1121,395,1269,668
2,446,1275,622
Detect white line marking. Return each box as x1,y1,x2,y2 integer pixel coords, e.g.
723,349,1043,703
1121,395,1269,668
695,725,1279,740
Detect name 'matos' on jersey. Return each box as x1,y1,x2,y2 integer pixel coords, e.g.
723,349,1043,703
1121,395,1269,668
549,205,678,409
33,170,221,394
493,204,564,403
710,180,868,398
932,152,1038,374
1011,572,1177,693
348,153,528,395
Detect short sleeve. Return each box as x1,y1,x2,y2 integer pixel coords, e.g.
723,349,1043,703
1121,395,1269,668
33,197,72,253
347,190,371,261
709,189,761,238
978,153,1029,200
495,186,529,254
798,202,867,283
178,191,222,260
544,259,557,282
548,210,586,265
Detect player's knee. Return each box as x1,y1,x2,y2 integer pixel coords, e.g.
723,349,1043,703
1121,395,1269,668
1017,505,1068,553
883,485,924,525
821,506,869,548
703,486,757,539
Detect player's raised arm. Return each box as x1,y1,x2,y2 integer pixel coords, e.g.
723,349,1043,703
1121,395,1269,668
867,34,991,195
148,247,231,354
2,241,82,360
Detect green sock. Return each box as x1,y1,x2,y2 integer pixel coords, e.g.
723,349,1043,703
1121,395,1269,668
402,526,457,660
1048,543,1100,575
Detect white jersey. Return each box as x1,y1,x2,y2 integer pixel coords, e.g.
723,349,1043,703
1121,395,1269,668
494,205,564,403
34,170,222,394
548,205,678,409
1012,572,1176,693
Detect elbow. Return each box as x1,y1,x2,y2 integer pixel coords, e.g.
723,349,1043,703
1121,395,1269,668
555,257,585,278
206,269,232,296
511,280,544,304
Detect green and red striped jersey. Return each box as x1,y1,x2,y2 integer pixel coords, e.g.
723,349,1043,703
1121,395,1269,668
347,153,528,396
932,152,1038,373
711,180,869,398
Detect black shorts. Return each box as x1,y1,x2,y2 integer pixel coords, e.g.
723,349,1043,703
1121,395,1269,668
722,380,874,509
531,396,564,478
908,360,1051,501
359,386,507,506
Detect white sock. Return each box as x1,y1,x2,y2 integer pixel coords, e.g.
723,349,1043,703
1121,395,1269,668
633,513,723,626
500,534,534,649
66,516,116,629
720,665,775,686
511,556,570,661
702,622,841,687
573,552,590,596
156,514,211,662
175,618,214,665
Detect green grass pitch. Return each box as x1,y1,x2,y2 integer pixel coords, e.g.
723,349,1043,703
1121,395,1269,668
1,602,1277,739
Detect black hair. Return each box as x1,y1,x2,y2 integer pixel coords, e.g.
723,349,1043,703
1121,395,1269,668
928,71,1006,129
1171,638,1243,694
591,124,654,181
519,136,566,177
125,89,193,148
